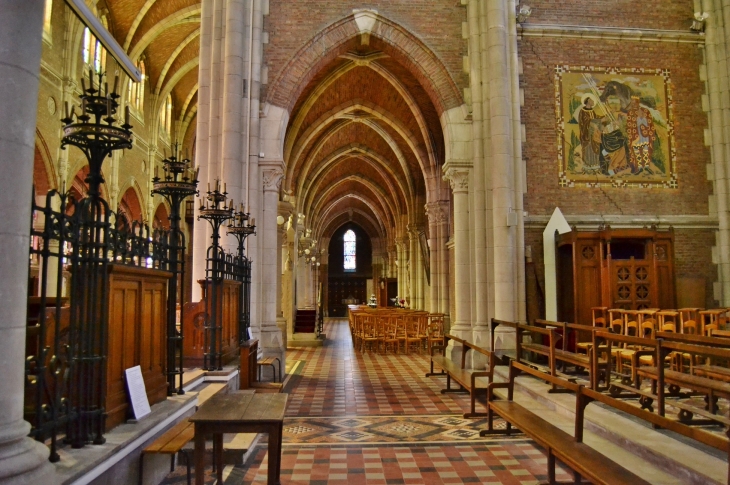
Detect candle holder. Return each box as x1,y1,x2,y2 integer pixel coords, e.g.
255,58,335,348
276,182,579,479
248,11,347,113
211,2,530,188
151,144,198,395
61,70,132,197
58,70,133,449
198,181,235,370
227,206,256,343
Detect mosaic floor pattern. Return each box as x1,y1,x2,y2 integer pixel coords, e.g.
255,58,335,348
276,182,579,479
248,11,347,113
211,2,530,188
161,319,572,484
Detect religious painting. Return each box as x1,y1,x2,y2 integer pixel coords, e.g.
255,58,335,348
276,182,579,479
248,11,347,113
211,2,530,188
555,66,677,188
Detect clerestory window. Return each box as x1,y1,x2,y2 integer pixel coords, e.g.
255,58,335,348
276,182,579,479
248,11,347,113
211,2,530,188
344,229,356,272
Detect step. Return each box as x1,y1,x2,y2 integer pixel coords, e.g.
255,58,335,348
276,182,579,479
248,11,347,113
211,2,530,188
490,366,726,485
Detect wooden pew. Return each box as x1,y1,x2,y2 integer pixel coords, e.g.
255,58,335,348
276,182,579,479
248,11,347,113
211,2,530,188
654,331,730,381
482,360,652,485
636,337,730,426
429,334,497,418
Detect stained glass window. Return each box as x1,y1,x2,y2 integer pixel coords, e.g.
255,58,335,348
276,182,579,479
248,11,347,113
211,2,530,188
343,229,356,271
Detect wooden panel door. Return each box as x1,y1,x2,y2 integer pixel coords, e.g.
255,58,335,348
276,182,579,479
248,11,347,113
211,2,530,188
611,259,653,310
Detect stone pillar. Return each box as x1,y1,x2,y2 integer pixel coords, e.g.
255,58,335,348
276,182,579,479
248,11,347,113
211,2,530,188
0,1,55,483
443,166,472,357
276,217,287,348
425,203,442,313
259,164,285,369
192,0,216,301
220,0,245,253
704,0,730,306
407,225,420,309
486,0,520,327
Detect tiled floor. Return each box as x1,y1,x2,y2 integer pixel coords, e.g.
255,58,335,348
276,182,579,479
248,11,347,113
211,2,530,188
162,319,572,484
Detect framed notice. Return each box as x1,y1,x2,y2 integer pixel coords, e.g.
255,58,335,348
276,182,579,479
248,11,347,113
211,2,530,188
125,365,151,420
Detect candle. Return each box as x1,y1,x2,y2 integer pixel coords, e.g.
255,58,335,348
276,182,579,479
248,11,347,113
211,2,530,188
81,98,87,115
113,75,119,95
64,101,69,119
106,97,111,118
89,68,94,89
207,182,210,193
155,166,159,178
251,217,255,227
125,105,130,126
81,77,86,95
223,183,226,193
104,82,108,97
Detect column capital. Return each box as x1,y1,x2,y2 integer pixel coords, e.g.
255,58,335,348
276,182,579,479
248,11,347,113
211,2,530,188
425,201,449,224
262,167,284,193
443,166,470,193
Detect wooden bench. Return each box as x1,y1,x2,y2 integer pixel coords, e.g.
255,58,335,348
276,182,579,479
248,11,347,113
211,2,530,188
655,331,730,382
482,360,652,485
634,337,730,425
429,333,497,418
139,418,195,485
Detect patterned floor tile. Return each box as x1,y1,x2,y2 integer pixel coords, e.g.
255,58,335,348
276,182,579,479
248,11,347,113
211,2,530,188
161,319,572,484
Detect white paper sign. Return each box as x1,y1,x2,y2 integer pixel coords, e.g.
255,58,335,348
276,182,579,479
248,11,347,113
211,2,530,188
125,365,151,420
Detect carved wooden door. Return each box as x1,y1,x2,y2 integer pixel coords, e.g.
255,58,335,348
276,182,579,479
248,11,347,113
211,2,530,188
610,259,653,310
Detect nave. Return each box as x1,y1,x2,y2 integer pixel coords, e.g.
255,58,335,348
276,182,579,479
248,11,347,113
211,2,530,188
161,319,571,484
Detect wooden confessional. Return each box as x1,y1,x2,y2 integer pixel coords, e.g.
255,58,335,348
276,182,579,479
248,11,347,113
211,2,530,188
556,227,676,326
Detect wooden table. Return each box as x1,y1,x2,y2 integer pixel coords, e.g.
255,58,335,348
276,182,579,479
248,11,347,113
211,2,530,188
189,392,287,485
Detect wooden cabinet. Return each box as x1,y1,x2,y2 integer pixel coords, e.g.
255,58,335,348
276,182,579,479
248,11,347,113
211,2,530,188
106,265,170,430
557,228,675,325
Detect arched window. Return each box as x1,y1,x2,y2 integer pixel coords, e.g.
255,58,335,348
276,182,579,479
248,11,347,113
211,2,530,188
127,60,145,113
43,0,53,42
344,229,356,271
82,23,106,73
160,94,172,137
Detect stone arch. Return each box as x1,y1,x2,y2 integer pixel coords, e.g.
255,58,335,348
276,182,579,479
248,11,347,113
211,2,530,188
117,182,146,228
153,201,170,229
266,11,462,117
33,129,57,196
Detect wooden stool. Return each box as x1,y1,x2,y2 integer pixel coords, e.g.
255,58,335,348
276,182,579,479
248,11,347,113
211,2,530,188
257,356,281,382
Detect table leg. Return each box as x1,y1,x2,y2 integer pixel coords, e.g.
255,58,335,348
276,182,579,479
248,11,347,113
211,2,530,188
214,433,223,484
194,425,206,485
268,423,284,485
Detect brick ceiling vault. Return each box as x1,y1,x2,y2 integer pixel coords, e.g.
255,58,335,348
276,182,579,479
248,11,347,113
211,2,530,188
105,0,200,141
284,39,448,244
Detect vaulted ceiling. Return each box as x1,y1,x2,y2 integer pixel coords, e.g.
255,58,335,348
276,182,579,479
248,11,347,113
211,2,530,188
104,0,200,142
284,39,445,244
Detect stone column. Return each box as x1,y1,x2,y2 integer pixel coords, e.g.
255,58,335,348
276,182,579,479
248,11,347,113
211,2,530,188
259,164,285,369
0,1,55,483
705,0,730,306
443,166,472,358
407,225,420,309
192,0,216,301
435,202,451,319
425,204,440,313
220,0,245,253
468,0,489,357
276,217,287,347
487,0,519,324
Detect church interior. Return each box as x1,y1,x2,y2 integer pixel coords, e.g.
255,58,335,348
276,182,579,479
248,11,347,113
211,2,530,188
3,0,730,483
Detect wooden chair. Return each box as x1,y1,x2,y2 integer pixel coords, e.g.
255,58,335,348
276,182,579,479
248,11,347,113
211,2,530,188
382,314,400,354
426,317,445,356
360,315,379,352
657,310,679,333
608,309,625,335
577,307,607,355
615,311,640,376
700,309,729,335
679,308,703,334
403,315,422,354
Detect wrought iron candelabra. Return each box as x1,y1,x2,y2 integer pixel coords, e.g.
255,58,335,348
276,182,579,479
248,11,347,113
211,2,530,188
227,206,256,343
151,145,199,395
59,70,133,448
198,181,234,369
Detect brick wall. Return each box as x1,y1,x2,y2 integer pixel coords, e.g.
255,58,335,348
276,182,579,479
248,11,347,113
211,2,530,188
263,0,468,108
526,0,694,31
